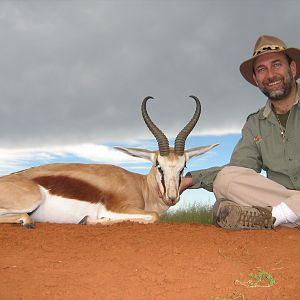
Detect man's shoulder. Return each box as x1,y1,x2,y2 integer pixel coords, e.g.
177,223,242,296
246,109,261,122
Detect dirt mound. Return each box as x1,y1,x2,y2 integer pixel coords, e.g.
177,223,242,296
0,223,299,300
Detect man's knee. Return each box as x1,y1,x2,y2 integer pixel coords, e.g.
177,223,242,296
213,166,255,196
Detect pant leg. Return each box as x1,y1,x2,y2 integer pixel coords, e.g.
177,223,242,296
213,166,300,217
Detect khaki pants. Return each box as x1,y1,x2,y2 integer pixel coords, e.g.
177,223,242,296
213,166,300,218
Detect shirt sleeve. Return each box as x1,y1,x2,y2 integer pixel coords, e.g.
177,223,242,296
189,166,224,192
229,120,262,173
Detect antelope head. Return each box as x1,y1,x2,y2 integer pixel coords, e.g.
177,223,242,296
115,96,218,207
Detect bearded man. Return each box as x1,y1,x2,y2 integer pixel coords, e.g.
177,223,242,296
180,35,300,230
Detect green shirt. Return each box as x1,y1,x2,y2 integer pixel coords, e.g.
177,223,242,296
190,90,300,192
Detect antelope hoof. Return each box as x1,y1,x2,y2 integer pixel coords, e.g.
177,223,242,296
23,222,35,229
79,216,88,225
19,215,35,229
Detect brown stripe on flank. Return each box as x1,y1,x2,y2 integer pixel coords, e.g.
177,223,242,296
33,175,109,204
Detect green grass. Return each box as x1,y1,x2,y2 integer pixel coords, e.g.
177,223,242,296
211,292,246,300
235,269,276,288
160,203,213,224
212,270,276,300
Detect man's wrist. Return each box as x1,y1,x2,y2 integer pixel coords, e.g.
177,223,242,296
179,172,193,194
185,172,192,178
183,172,193,188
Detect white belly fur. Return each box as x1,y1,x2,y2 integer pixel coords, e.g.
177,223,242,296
31,187,101,224
30,186,156,224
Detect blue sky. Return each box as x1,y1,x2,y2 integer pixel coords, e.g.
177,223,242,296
1,1,299,211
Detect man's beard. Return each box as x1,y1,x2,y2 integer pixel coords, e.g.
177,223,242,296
259,69,294,101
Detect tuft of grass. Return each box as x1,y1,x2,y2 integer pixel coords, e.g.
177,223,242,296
160,203,213,224
235,269,276,288
211,292,246,300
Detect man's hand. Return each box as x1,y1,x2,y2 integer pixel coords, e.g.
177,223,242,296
179,175,193,194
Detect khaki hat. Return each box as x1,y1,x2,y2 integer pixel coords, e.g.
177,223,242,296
240,35,300,86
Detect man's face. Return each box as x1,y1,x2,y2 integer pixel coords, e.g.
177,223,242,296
253,52,297,101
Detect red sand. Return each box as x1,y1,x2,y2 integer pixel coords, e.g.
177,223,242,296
0,223,299,300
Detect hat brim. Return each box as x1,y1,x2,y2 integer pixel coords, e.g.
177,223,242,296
240,47,300,86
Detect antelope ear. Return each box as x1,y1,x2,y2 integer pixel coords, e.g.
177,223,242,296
185,144,219,160
114,146,157,163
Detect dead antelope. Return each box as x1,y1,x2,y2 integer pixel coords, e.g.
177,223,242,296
0,96,218,228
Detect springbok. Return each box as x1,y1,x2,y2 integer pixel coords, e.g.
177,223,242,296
0,96,218,228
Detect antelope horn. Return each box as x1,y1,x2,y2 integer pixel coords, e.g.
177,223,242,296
174,95,201,156
142,96,170,156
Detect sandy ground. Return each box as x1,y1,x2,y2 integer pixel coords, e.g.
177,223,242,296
0,222,299,300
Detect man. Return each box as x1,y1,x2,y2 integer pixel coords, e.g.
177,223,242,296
180,35,300,230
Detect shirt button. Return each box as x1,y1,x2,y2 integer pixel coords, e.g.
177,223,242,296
288,158,293,161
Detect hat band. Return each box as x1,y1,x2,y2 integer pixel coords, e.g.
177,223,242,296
253,44,286,57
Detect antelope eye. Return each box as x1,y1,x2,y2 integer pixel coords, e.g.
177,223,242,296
157,167,163,175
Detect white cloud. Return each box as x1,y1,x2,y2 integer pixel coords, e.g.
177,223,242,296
0,143,142,175
0,132,224,176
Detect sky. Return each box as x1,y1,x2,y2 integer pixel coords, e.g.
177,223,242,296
1,0,300,210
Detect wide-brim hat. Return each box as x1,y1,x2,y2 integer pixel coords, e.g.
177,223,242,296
240,35,300,86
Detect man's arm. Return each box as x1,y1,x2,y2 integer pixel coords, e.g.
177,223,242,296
229,117,262,172
180,166,224,193
180,115,263,194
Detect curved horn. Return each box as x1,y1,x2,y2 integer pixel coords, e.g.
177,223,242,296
142,96,169,156
174,95,201,156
